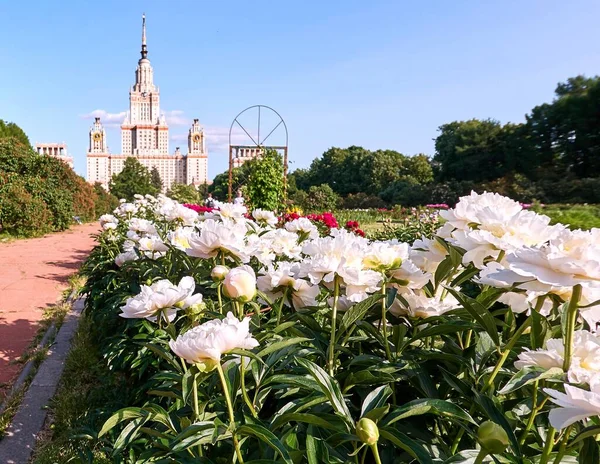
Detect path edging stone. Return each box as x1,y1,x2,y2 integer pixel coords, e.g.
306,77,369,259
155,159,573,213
0,297,84,464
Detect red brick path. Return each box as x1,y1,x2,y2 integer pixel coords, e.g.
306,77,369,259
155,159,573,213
0,223,99,396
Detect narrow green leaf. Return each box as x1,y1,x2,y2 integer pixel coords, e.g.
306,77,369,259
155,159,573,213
379,427,433,464
271,413,342,431
257,337,310,358
474,393,521,457
295,358,353,424
382,399,475,426
580,436,600,464
498,367,564,395
98,407,145,437
237,424,294,464
446,287,500,346
339,294,381,334
360,384,392,418
572,425,600,445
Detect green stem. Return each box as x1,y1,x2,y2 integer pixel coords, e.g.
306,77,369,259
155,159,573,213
563,284,583,372
519,380,539,446
381,283,393,362
552,425,573,464
235,301,244,320
240,357,258,418
192,378,203,457
452,316,532,455
474,448,488,464
370,444,383,464
539,426,556,464
276,290,287,326
328,276,341,376
216,363,244,464
482,316,532,394
217,284,223,314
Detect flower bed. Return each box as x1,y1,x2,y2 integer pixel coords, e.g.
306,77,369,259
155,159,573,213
78,191,600,462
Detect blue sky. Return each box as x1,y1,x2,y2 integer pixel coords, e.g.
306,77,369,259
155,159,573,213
1,0,599,178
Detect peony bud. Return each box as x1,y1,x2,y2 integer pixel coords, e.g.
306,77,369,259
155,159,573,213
223,266,256,302
355,417,379,446
211,265,229,282
477,421,509,454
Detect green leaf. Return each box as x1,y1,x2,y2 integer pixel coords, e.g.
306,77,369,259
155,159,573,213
360,384,392,418
295,358,353,424
181,368,197,406
410,321,476,341
580,436,600,464
271,413,343,431
498,367,564,395
379,427,433,464
445,287,500,346
237,424,294,464
339,294,381,334
99,407,145,437
434,255,455,288
382,399,475,426
257,337,310,358
170,422,217,452
228,348,266,366
573,425,600,445
113,416,146,453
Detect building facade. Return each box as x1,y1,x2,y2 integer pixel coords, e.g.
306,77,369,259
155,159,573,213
35,143,74,169
86,15,208,191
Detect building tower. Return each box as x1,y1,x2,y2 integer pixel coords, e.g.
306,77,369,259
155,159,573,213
86,14,209,191
121,13,168,156
186,119,208,186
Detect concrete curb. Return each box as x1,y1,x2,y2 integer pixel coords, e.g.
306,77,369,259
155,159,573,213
0,297,84,464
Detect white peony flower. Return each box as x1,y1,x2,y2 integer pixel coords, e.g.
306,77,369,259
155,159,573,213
168,227,195,251
205,203,247,224
169,312,259,369
515,331,600,387
138,235,169,259
223,265,257,302
102,222,117,231
285,218,319,240
257,262,320,310
159,202,199,226
186,219,248,261
545,383,600,430
362,241,408,272
99,214,118,227
252,209,278,228
115,250,138,267
389,289,459,319
119,276,202,322
410,237,448,274
128,218,158,236
497,291,553,316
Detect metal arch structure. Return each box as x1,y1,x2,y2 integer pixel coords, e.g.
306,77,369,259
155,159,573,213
228,105,289,202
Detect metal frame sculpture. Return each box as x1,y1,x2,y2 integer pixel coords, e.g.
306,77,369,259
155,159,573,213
228,105,289,201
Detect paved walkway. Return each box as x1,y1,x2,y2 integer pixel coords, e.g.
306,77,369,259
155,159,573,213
0,223,99,398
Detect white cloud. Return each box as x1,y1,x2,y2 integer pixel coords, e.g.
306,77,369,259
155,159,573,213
204,126,256,154
81,109,126,127
164,110,189,126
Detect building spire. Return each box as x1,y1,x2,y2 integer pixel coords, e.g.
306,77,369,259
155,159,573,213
141,13,148,59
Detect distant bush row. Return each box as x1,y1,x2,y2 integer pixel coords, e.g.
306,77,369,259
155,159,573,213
0,137,118,237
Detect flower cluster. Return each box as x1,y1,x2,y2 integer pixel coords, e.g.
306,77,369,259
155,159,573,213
88,190,600,461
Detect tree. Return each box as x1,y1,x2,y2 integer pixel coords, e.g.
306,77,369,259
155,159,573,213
197,182,210,200
109,157,158,201
0,119,30,147
150,167,163,192
245,149,284,211
93,182,119,216
166,183,200,204
303,184,340,211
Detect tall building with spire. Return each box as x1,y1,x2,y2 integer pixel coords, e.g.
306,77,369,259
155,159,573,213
86,15,208,191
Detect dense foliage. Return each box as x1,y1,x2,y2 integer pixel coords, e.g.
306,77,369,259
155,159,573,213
60,192,600,463
291,75,600,207
109,157,160,201
245,149,285,211
0,135,116,236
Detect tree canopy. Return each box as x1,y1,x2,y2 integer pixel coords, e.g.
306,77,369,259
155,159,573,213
0,119,30,147
109,158,159,201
